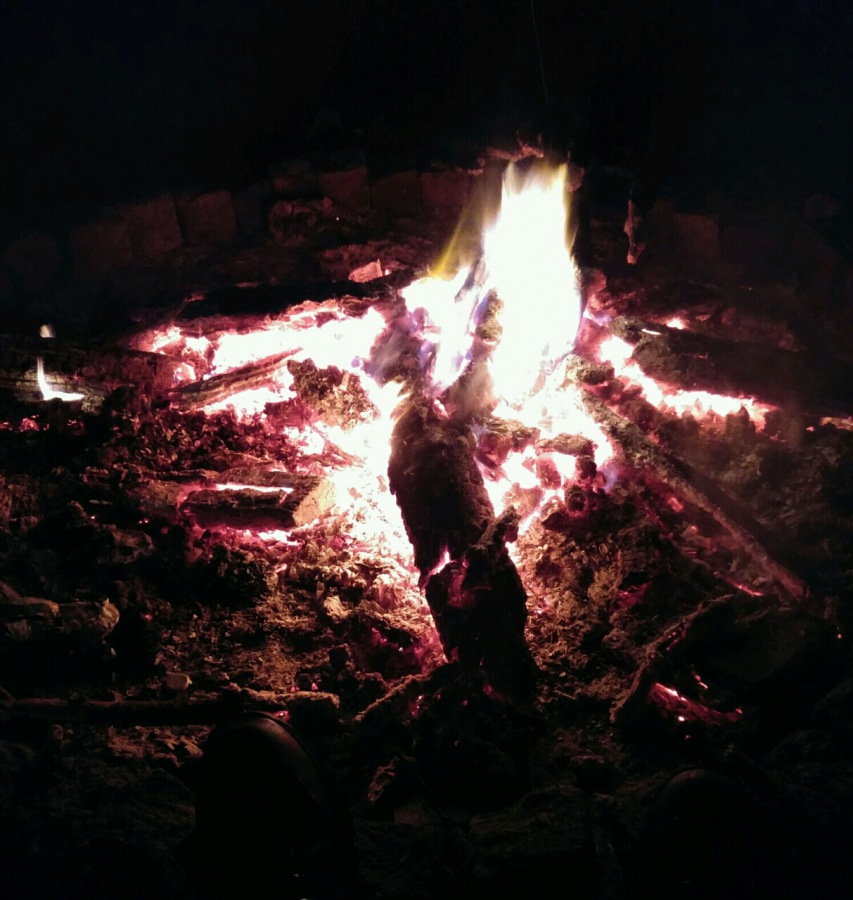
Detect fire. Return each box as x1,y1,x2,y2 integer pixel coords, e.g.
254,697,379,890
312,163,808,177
483,161,581,407
597,335,772,425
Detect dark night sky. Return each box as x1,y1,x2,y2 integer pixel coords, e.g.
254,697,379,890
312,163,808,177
2,1,851,217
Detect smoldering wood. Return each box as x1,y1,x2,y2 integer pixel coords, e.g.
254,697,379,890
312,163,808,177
0,335,184,405
389,400,535,694
171,275,409,325
610,317,853,417
0,690,340,726
424,509,537,695
181,477,335,529
388,399,494,577
172,351,296,409
286,359,378,429
577,382,807,601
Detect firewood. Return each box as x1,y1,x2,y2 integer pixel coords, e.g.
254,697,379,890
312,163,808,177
577,382,807,601
605,317,853,417
181,476,335,529
389,398,535,694
172,351,296,409
0,690,339,727
0,334,184,402
172,275,408,327
388,398,493,577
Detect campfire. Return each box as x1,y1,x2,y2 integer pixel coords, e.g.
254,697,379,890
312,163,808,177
1,152,851,897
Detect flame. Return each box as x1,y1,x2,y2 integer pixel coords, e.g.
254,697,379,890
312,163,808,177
36,358,85,402
483,161,581,407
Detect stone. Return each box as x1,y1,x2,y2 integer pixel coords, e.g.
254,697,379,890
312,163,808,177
119,192,183,261
420,169,472,209
233,180,273,234
165,672,192,692
316,165,369,214
1,231,62,293
69,211,133,286
179,189,238,244
370,169,422,216
267,158,316,196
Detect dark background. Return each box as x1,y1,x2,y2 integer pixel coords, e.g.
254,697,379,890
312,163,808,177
2,0,851,218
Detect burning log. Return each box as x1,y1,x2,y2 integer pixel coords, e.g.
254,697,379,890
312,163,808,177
605,317,853,417
172,351,296,409
576,381,807,601
0,334,184,407
181,476,335,530
172,276,407,326
388,399,536,694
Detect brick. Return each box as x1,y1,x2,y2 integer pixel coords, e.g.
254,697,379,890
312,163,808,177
180,189,238,244
120,192,183,261
316,166,369,214
2,230,62,293
420,170,472,209
233,180,273,235
69,212,133,286
370,169,421,216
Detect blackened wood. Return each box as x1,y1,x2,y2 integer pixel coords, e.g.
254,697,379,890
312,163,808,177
0,335,184,400
172,351,296,409
181,477,334,529
578,384,807,601
389,399,535,694
424,509,537,695
174,274,409,324
388,399,493,577
0,690,339,726
610,317,853,417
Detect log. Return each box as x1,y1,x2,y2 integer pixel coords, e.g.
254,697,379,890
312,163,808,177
181,477,335,529
0,334,184,403
388,398,535,694
171,351,296,409
173,275,409,325
575,378,808,601
0,690,339,727
388,399,493,577
604,317,853,417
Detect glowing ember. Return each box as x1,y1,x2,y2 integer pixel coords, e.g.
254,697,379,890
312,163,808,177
597,335,772,425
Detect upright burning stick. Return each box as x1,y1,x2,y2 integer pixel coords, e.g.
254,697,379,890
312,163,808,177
388,398,536,695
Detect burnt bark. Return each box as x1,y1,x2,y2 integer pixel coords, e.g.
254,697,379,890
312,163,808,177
609,317,853,417
389,399,535,694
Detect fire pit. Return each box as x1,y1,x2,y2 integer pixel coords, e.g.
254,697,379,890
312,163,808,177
1,152,851,899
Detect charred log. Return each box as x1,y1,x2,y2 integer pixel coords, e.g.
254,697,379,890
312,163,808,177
577,382,808,601
425,509,536,695
182,477,334,530
0,334,184,406
388,399,493,577
608,317,853,417
172,351,296,409
389,399,535,694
